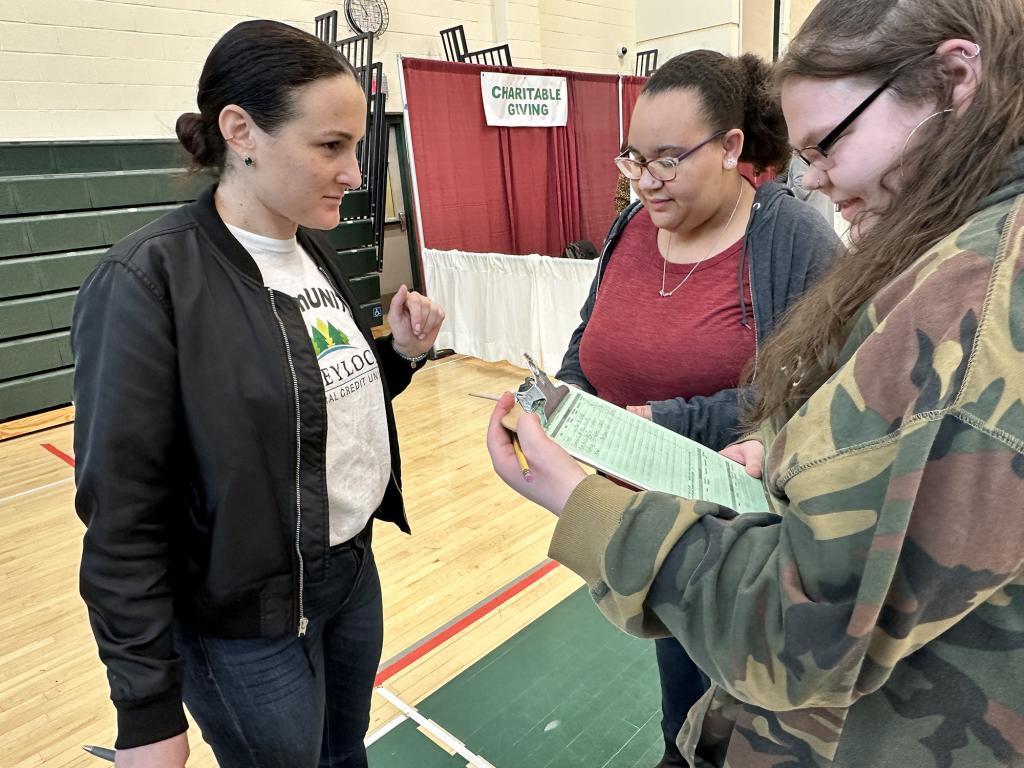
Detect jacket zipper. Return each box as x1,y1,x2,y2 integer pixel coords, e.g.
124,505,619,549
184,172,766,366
268,289,309,637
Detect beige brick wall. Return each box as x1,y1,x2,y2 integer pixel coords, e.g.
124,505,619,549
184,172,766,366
376,0,497,82
741,0,775,60
498,0,544,68
0,0,637,140
780,0,820,54
635,0,740,63
1,0,321,140
538,0,634,74
634,0,823,73
788,0,820,37
0,0,808,141
0,0,498,140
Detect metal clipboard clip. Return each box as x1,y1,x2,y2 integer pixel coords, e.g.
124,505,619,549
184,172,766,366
514,353,570,424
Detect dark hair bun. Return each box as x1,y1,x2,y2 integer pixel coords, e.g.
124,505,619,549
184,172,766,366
642,49,791,174
177,20,357,176
737,54,791,172
175,112,223,169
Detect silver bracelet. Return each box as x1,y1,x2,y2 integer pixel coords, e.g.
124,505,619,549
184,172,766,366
391,339,429,367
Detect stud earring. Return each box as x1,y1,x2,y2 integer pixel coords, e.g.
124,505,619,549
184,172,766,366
726,158,737,168
243,156,254,167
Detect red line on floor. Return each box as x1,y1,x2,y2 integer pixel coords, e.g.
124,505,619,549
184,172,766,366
42,443,75,467
39,435,554,686
374,559,560,686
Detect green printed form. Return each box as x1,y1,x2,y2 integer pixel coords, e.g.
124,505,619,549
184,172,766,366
545,389,770,514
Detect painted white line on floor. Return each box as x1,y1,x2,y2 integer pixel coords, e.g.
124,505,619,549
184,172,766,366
0,476,74,505
374,686,496,767
421,354,467,372
598,709,660,768
364,714,408,747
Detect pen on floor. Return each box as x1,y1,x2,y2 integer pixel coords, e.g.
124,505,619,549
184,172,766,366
512,435,533,482
83,745,115,762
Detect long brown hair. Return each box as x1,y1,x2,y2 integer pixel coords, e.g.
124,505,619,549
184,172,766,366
746,0,1024,426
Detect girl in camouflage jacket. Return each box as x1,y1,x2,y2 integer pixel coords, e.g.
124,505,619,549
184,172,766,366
487,0,1024,766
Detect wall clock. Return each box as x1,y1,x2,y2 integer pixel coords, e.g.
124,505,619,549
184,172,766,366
345,0,389,38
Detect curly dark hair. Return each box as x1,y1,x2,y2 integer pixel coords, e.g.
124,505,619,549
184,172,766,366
642,49,791,173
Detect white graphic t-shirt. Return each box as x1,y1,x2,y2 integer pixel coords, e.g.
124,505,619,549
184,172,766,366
227,224,390,545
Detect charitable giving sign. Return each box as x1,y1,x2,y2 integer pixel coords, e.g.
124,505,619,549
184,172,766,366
481,72,569,127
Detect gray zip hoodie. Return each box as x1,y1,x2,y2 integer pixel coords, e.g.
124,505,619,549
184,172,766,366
556,181,841,450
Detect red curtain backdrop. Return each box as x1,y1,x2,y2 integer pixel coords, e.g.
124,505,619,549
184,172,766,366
403,58,621,256
569,72,623,252
620,75,646,146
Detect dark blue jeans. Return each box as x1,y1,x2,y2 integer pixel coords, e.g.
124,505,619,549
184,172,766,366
174,531,382,768
656,636,710,765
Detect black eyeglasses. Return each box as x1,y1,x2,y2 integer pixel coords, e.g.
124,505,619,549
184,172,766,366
794,76,898,166
795,56,932,166
615,130,728,182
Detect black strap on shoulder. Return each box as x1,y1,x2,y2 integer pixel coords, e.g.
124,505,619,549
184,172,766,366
598,200,644,283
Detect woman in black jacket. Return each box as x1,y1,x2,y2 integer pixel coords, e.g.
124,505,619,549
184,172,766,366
72,20,444,768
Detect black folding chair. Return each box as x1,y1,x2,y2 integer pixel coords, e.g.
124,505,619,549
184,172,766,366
364,63,390,268
334,30,374,80
314,10,338,43
461,44,513,66
331,32,375,184
440,25,469,62
635,49,658,76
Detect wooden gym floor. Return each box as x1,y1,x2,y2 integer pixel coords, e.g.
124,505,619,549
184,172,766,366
1,355,666,767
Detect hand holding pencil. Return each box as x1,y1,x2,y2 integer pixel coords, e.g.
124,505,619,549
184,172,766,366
469,391,532,481
511,435,533,482
486,392,587,515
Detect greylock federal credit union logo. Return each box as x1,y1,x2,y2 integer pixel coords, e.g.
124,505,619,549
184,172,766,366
310,317,353,359
308,317,380,402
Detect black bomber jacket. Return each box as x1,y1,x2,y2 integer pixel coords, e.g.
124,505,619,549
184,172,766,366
72,185,417,749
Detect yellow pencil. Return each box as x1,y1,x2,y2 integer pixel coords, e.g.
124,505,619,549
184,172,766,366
512,435,533,482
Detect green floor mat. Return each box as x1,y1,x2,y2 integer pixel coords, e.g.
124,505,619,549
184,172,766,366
366,718,467,766
369,587,669,767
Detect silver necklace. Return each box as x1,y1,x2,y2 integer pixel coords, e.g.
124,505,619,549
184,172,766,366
659,186,744,298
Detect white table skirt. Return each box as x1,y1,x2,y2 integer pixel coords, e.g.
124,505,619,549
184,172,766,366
422,248,599,372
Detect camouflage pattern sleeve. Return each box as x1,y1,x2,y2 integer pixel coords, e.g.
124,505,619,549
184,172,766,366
548,190,1024,767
